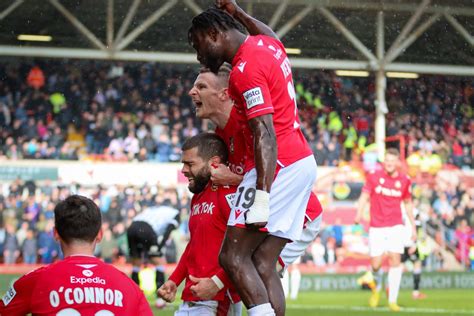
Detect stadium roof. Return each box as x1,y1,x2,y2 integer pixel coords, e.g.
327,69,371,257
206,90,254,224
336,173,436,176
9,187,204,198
0,0,473,75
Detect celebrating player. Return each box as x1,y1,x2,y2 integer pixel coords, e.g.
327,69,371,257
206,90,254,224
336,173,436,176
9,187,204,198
355,148,417,311
0,195,152,315
157,133,241,316
127,204,180,308
189,64,323,275
188,2,317,315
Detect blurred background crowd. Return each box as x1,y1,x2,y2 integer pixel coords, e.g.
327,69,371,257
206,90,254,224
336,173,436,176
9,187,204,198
0,60,472,271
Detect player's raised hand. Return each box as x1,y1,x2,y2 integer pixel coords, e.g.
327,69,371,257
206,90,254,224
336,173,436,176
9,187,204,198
157,280,177,303
189,275,220,300
215,0,238,16
210,163,243,186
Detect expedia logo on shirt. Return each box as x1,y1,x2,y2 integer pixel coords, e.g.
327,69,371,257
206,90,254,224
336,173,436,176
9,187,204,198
243,87,264,109
70,276,106,285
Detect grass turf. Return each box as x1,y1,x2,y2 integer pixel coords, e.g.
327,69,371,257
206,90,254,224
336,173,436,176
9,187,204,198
1,274,472,315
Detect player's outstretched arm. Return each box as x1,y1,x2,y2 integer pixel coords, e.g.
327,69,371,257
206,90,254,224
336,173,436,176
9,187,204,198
355,191,369,225
246,114,277,228
216,0,278,39
404,199,418,241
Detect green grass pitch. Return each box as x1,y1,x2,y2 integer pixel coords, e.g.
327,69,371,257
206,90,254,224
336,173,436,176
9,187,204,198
1,274,473,315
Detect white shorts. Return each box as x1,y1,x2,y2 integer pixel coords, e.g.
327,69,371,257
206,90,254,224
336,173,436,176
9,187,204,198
175,301,242,316
228,155,317,241
278,213,322,271
369,225,405,257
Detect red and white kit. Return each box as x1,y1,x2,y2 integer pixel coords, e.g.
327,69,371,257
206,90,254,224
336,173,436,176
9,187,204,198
362,169,412,256
227,35,317,241
169,183,240,315
0,255,152,316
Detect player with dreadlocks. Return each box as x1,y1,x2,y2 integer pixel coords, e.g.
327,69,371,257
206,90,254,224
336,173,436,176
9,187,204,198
188,2,317,316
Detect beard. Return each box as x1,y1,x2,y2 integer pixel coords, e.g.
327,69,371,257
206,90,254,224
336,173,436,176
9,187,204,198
188,166,211,194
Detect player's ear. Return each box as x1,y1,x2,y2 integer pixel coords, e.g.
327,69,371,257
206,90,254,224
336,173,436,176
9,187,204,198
208,27,220,42
96,228,104,243
218,88,230,101
208,155,221,168
53,227,61,242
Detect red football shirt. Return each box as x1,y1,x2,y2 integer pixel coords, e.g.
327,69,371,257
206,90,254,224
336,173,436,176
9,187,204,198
216,107,323,222
169,183,239,303
0,255,152,316
215,106,247,176
362,170,412,228
228,35,312,172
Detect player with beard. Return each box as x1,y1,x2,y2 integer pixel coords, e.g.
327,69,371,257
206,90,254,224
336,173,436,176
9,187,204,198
355,148,417,311
188,2,317,315
158,133,241,316
189,64,323,287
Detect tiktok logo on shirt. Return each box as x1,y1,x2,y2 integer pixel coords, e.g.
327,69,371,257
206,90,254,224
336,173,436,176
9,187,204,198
191,202,215,216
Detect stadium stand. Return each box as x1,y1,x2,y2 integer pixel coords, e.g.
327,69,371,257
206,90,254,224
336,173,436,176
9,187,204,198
0,61,472,270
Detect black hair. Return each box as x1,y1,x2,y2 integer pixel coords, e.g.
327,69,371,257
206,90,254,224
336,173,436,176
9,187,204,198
54,195,102,244
182,132,228,163
188,8,244,43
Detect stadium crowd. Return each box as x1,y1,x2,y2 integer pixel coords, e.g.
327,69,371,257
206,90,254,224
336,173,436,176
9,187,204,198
0,176,472,270
0,61,472,168
0,61,472,270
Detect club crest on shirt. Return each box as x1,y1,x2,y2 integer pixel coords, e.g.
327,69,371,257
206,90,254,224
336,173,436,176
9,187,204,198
395,181,401,189
379,178,385,184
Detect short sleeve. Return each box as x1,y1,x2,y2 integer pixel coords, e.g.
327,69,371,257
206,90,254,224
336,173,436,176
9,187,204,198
0,269,39,314
232,56,274,120
402,177,412,200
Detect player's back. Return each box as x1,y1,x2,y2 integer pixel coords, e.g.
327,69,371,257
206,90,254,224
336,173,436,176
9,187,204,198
1,255,152,316
229,35,312,169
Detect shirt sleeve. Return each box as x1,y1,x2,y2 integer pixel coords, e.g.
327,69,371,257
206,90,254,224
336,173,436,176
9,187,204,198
402,177,412,200
0,269,38,315
232,54,274,120
168,243,190,286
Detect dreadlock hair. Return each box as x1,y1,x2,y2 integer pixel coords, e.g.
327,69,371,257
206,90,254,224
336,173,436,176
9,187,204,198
199,63,232,88
188,8,244,44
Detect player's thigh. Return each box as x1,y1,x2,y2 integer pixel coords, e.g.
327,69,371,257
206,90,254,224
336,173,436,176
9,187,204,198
221,226,267,259
386,225,405,256
369,227,389,257
279,214,322,268
253,235,288,265
174,301,218,316
267,156,317,241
